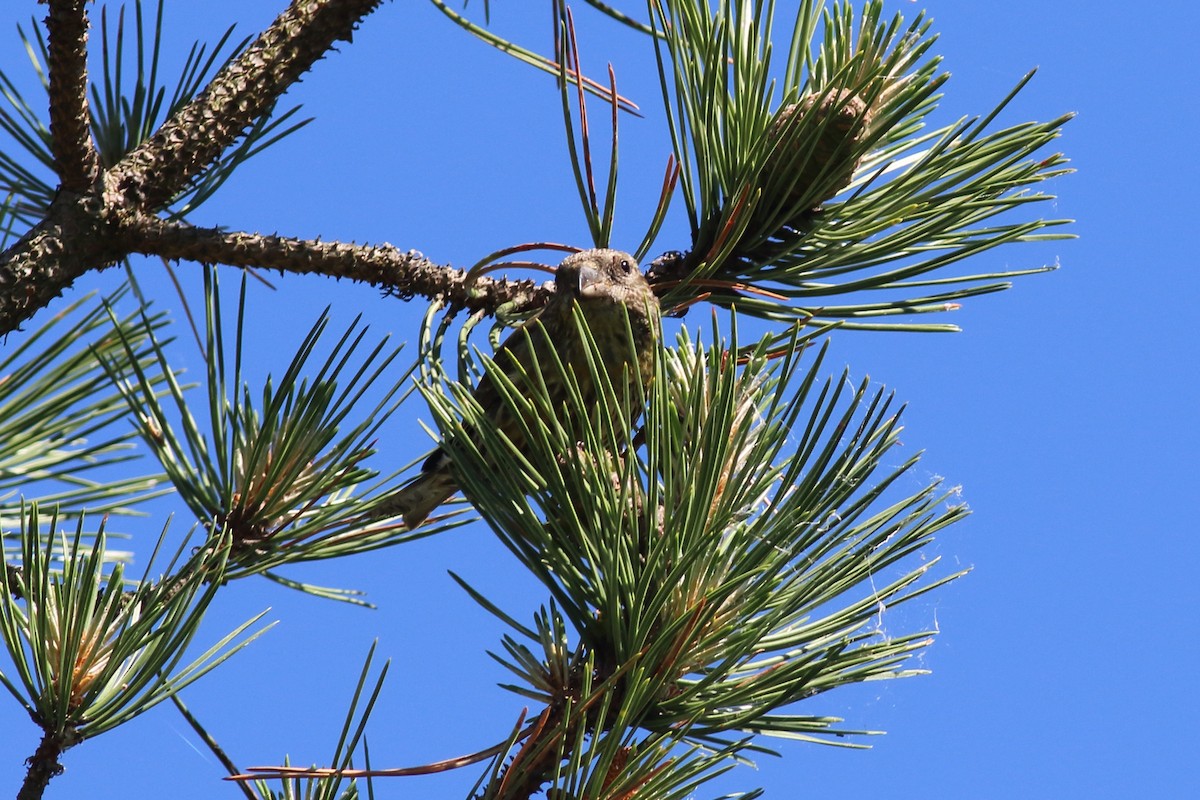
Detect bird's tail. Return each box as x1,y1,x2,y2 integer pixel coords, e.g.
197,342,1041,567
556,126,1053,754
375,470,458,530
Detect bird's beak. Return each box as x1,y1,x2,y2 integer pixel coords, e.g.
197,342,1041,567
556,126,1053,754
577,265,603,293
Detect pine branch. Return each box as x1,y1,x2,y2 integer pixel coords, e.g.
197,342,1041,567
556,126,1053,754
44,0,100,190
17,728,81,800
0,192,117,334
124,215,553,316
0,190,551,335
0,0,564,335
108,0,384,211
0,507,271,760
647,0,1072,330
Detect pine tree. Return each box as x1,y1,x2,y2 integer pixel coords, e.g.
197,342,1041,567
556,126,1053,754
0,1,1071,798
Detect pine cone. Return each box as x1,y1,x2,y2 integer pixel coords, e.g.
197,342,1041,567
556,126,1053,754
770,89,874,212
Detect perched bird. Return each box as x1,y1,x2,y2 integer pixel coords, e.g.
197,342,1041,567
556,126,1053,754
385,248,661,529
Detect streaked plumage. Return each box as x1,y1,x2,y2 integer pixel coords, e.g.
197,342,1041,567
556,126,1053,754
385,248,660,529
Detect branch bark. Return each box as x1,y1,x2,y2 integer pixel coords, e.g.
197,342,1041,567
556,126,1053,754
1,0,552,334
109,0,385,212
0,191,120,332
17,728,82,800
44,0,100,191
125,216,552,315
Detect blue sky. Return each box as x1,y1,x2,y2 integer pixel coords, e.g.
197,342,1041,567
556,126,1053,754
1,1,1197,798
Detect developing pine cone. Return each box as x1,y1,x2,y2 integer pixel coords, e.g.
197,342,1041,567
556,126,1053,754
771,89,874,211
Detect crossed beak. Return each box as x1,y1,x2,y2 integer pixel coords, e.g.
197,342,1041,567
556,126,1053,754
577,265,603,293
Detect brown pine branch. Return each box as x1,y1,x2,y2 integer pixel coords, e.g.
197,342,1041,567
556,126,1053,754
0,0,553,334
0,194,555,334
17,728,82,800
108,0,385,212
44,0,100,191
0,191,118,334
124,215,553,316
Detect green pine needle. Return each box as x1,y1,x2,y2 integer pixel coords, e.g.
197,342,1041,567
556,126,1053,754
423,308,967,757
94,266,436,601
0,505,270,741
649,0,1073,330
0,288,170,519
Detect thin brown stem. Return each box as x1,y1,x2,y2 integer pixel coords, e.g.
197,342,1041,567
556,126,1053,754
44,0,101,191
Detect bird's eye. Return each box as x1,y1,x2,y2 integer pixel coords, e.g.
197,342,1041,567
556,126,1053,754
620,259,632,273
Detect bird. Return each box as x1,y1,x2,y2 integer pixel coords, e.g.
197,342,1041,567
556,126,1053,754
383,248,661,529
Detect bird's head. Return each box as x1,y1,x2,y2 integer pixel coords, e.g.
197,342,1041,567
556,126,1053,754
555,248,650,303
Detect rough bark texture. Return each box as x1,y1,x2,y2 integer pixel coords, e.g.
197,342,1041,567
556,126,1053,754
0,0,545,335
45,0,100,191
17,728,82,800
0,192,119,332
126,216,552,314
109,0,385,211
